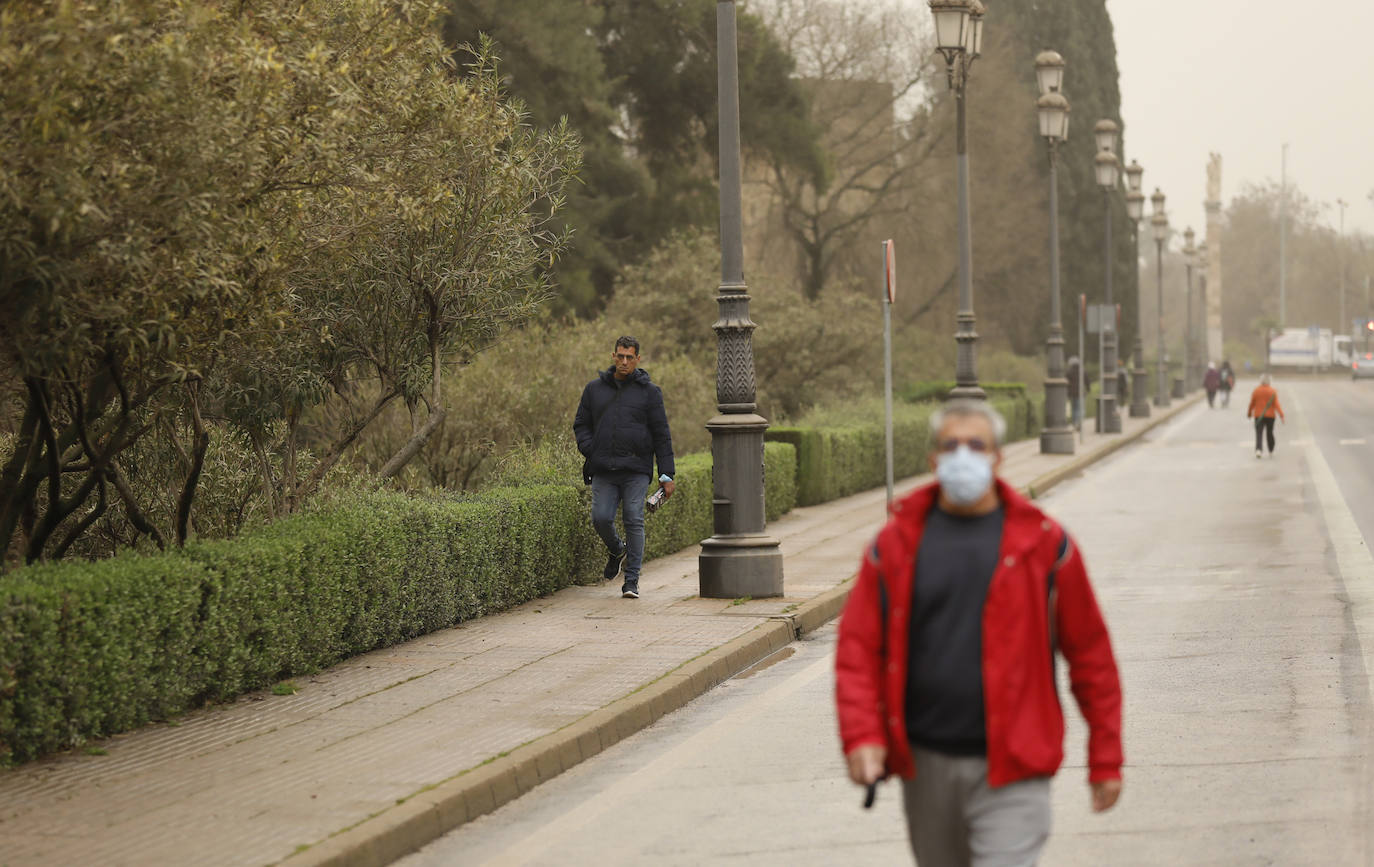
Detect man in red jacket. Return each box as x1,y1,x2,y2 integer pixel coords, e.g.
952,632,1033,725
835,399,1123,865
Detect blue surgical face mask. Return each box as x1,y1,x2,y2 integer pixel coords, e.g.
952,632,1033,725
936,444,994,506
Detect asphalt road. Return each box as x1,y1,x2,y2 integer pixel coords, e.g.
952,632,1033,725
397,377,1374,866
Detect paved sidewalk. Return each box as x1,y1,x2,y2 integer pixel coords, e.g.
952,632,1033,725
0,397,1199,867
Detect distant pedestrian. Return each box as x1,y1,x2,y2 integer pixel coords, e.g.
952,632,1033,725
1066,356,1083,430
1218,360,1235,408
836,399,1124,866
573,336,676,599
1203,362,1220,408
1116,360,1129,406
1246,373,1285,458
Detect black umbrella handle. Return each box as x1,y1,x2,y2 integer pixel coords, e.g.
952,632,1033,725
863,781,878,809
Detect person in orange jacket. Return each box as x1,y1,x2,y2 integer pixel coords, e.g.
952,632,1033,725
835,399,1123,865
1246,373,1285,458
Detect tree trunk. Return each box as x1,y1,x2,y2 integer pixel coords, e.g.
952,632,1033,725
174,382,209,547
378,341,446,480
292,388,401,505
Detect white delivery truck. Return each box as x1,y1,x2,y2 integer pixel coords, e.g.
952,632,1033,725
1268,327,1353,370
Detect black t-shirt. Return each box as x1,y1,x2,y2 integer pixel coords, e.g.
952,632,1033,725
905,503,1004,755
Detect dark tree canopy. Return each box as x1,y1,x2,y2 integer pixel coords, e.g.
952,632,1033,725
992,0,1135,357
445,0,823,315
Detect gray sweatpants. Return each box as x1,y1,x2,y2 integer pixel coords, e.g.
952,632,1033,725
901,747,1051,867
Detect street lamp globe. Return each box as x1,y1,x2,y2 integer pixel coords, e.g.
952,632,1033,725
1151,187,1166,217
1037,92,1070,141
1126,160,1144,194
1093,118,1119,154
1183,227,1197,263
1126,190,1145,221
1035,50,1065,95
965,0,986,58
929,0,971,58
1151,210,1169,243
1094,150,1120,188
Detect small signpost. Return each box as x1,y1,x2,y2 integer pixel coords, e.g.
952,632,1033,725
882,240,896,507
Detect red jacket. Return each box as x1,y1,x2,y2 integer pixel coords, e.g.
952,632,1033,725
835,479,1123,787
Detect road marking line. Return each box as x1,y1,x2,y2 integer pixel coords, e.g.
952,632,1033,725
1293,396,1374,710
477,647,834,866
1340,438,1367,446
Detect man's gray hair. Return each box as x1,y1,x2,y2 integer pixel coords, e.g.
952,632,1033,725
1260,373,1272,385
928,398,1007,447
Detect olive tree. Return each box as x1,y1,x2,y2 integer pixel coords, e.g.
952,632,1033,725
0,1,576,568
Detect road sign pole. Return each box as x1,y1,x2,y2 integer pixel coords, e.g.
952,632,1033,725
883,240,895,508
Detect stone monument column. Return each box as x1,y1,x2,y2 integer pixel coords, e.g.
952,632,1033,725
1205,154,1224,361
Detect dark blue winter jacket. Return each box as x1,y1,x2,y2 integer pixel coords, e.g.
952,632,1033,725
573,367,676,483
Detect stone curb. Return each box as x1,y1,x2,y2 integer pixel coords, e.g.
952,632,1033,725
286,394,1202,867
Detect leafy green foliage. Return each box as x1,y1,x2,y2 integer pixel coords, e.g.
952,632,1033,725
767,393,1040,506
0,1,577,567
443,0,823,314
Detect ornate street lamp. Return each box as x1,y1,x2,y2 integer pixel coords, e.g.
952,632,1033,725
698,0,783,599
1151,188,1171,407
1182,227,1197,393
1093,119,1121,433
1196,241,1210,387
930,0,986,399
1125,160,1150,417
1035,50,1073,454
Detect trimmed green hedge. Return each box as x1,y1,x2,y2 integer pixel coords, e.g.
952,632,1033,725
899,380,1030,404
0,442,796,763
767,391,1040,506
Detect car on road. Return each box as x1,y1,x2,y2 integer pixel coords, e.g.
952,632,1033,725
1354,351,1374,380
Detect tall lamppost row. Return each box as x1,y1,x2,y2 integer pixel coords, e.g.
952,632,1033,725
1126,159,1150,418
1036,49,1073,454
1151,188,1171,407
1182,227,1196,393
1197,242,1210,381
1093,119,1121,433
930,0,986,400
698,0,783,599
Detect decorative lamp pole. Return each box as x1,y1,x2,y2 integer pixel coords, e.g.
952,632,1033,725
698,0,783,599
1197,242,1210,385
930,0,986,399
1125,160,1150,417
1182,227,1196,393
1035,50,1073,454
1093,119,1121,432
1151,188,1171,407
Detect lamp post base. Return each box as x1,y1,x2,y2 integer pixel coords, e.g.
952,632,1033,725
1041,375,1074,455
1096,396,1121,434
1171,376,1185,399
699,413,783,599
1040,426,1075,454
699,535,784,599
1130,367,1151,417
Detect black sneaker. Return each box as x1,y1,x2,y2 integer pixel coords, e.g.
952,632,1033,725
603,545,626,581
621,579,640,599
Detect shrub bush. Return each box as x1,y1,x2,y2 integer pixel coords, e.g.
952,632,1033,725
767,390,1039,506
0,443,796,763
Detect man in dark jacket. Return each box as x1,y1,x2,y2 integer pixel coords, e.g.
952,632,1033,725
836,399,1122,864
573,336,676,599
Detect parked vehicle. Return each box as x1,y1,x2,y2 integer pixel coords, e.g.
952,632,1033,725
1354,351,1374,380
1268,327,1353,370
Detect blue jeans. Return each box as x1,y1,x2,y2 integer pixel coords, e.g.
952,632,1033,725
591,472,651,580
1070,396,1083,429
